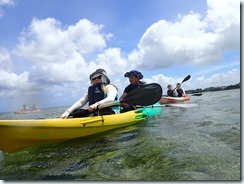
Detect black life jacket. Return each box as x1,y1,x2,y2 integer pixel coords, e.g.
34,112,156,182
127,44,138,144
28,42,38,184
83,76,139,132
88,83,105,106
176,88,183,97
125,81,146,94
167,90,174,97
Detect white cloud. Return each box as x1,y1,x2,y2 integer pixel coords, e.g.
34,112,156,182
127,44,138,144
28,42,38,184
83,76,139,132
15,18,107,60
0,0,14,17
193,68,240,89
14,18,111,83
0,47,34,96
128,0,240,70
0,47,13,71
0,0,13,5
206,0,240,32
0,48,35,112
142,74,189,94
93,47,127,75
11,0,239,87
0,70,30,91
0,0,240,111
146,68,240,94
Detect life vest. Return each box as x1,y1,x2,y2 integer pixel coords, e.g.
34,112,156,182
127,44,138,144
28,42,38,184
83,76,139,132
88,83,106,106
176,88,183,97
88,83,118,106
167,90,174,97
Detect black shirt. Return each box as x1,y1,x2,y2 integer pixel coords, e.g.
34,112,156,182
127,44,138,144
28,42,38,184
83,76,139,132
124,81,145,94
167,90,174,97
176,88,183,97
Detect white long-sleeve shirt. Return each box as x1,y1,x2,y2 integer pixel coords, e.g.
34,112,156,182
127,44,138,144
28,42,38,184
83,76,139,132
61,84,118,117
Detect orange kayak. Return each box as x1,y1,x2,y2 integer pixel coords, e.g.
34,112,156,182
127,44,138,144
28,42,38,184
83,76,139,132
159,96,190,104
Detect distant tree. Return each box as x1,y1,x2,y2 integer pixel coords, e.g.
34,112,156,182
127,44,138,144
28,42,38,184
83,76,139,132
185,82,240,94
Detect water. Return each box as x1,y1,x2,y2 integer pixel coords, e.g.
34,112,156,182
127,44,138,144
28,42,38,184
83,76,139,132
0,89,240,181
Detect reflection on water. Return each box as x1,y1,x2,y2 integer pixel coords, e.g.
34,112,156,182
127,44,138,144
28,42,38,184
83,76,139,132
0,89,240,180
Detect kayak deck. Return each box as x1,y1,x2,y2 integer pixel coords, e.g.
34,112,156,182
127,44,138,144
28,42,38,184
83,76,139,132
0,107,162,152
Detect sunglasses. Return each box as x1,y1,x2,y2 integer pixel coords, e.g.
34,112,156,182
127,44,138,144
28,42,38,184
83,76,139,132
92,75,102,80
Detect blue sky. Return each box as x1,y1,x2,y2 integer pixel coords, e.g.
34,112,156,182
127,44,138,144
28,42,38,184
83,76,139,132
0,0,240,112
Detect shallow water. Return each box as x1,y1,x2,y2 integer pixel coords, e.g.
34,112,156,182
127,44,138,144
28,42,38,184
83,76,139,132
0,89,240,181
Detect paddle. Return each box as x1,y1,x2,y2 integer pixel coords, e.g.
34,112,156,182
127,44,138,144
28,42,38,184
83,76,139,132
143,103,198,108
99,83,163,109
165,103,198,108
174,74,191,91
162,103,198,108
181,75,191,84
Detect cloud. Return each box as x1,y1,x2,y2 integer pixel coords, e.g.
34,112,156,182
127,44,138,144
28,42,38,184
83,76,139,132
0,70,30,91
14,18,111,83
0,0,13,5
128,0,240,70
0,47,34,96
145,68,240,94
0,0,240,111
12,0,239,87
93,47,128,75
0,0,14,17
0,47,13,71
193,68,240,89
0,17,129,108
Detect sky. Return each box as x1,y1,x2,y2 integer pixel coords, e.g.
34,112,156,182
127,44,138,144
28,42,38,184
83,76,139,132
0,0,241,112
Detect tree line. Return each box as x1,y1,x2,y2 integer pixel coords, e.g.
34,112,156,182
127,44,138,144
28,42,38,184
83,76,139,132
186,82,240,94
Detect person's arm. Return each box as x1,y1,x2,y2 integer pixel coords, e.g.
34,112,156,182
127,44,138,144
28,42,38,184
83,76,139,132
174,89,178,97
119,93,127,101
119,85,131,101
182,88,186,97
89,85,118,111
61,92,88,118
166,90,169,97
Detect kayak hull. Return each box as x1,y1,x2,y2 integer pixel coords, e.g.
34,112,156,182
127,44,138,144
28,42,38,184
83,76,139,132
159,96,190,104
0,106,162,152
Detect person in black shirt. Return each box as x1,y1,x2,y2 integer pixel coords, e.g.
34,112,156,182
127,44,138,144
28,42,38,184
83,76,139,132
175,83,186,97
119,70,145,112
166,84,176,97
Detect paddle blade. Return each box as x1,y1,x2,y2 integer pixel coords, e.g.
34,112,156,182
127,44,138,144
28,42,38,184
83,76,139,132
181,75,191,84
121,83,162,106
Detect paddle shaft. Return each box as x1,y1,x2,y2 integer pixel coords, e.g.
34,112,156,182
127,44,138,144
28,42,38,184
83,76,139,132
174,75,191,90
144,103,198,108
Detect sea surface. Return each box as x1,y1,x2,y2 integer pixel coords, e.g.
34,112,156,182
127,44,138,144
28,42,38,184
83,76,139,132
0,89,241,181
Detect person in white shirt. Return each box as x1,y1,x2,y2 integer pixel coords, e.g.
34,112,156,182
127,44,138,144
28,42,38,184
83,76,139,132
61,69,118,118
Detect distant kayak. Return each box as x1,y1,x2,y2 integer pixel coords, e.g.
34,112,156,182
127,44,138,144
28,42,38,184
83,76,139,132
192,93,202,96
159,96,190,104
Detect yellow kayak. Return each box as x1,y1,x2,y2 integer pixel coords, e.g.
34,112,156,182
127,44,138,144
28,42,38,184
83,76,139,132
0,107,161,153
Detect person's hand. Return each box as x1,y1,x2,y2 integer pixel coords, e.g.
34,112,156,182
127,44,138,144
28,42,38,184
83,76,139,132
120,102,129,108
88,102,99,112
60,110,70,119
